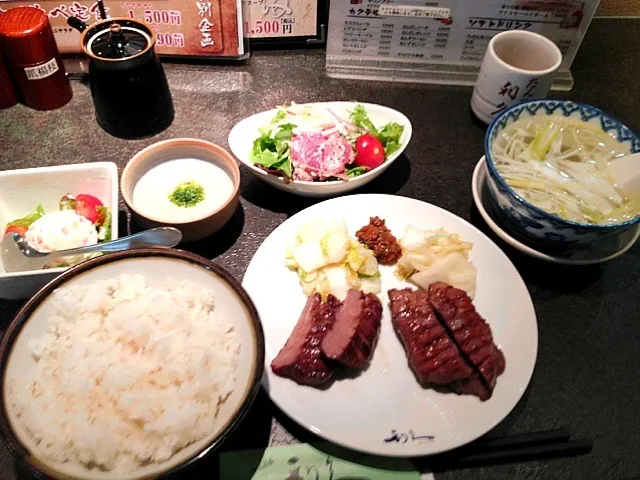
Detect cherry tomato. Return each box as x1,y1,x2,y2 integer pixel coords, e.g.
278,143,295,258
355,134,385,170
75,194,104,225
4,225,27,237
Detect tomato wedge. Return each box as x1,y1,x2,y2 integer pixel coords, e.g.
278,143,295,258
75,194,104,225
355,134,385,170
4,225,27,237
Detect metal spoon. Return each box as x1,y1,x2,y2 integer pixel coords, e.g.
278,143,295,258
1,227,183,273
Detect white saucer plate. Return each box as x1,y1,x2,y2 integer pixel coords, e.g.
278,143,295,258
472,157,640,266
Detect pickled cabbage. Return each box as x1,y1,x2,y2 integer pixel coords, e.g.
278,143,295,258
286,219,381,300
396,226,477,298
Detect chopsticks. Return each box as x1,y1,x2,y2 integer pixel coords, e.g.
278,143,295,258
424,428,592,470
475,427,571,449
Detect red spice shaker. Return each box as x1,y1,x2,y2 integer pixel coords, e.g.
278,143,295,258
0,49,17,109
0,7,72,110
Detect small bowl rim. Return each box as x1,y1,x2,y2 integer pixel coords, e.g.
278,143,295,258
484,98,640,231
0,248,265,480
121,138,241,225
230,100,413,188
488,30,562,77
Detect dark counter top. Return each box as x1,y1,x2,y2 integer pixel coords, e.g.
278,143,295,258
1,17,639,480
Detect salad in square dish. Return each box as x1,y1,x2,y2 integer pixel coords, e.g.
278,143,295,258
4,193,112,269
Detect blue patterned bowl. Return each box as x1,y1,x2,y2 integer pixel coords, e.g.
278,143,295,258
484,99,640,249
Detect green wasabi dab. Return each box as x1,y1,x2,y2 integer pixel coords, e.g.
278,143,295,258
168,181,205,208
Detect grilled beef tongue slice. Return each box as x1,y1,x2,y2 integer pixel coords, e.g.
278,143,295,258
271,293,339,386
428,282,506,400
321,289,383,368
388,288,475,386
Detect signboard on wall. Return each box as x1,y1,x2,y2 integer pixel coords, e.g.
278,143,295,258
326,0,600,89
241,0,326,46
242,0,317,38
0,0,245,57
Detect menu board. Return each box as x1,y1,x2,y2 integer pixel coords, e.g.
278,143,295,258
0,0,245,57
242,0,318,39
326,0,600,88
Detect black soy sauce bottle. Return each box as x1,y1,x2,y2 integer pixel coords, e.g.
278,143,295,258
69,17,174,139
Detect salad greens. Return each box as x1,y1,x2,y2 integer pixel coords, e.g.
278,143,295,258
250,116,295,178
377,123,404,156
59,194,77,211
349,104,378,133
5,204,45,230
96,206,112,242
4,198,112,242
349,105,404,156
346,166,369,178
249,103,405,181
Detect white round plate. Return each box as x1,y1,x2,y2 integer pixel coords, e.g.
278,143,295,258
243,194,538,457
472,158,640,266
228,102,412,198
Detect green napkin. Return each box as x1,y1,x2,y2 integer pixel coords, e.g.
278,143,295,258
220,443,423,479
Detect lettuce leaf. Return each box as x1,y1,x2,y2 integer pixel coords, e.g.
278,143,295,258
59,194,77,211
268,156,293,178
346,165,369,178
5,204,45,229
251,149,293,178
271,107,286,124
96,206,112,241
377,122,404,155
349,105,378,135
349,105,404,156
378,122,403,143
250,119,295,178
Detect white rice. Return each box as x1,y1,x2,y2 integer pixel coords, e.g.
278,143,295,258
7,273,241,474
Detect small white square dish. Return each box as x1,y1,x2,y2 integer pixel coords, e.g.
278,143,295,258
0,162,119,300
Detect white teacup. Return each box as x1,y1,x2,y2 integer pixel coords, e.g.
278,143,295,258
471,30,562,125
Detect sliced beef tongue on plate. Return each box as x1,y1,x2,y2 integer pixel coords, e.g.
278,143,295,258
388,288,475,385
428,282,506,400
321,289,383,368
271,293,340,386
388,285,506,401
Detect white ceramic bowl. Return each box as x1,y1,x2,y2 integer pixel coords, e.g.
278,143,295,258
0,162,119,300
0,249,265,480
228,101,413,197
